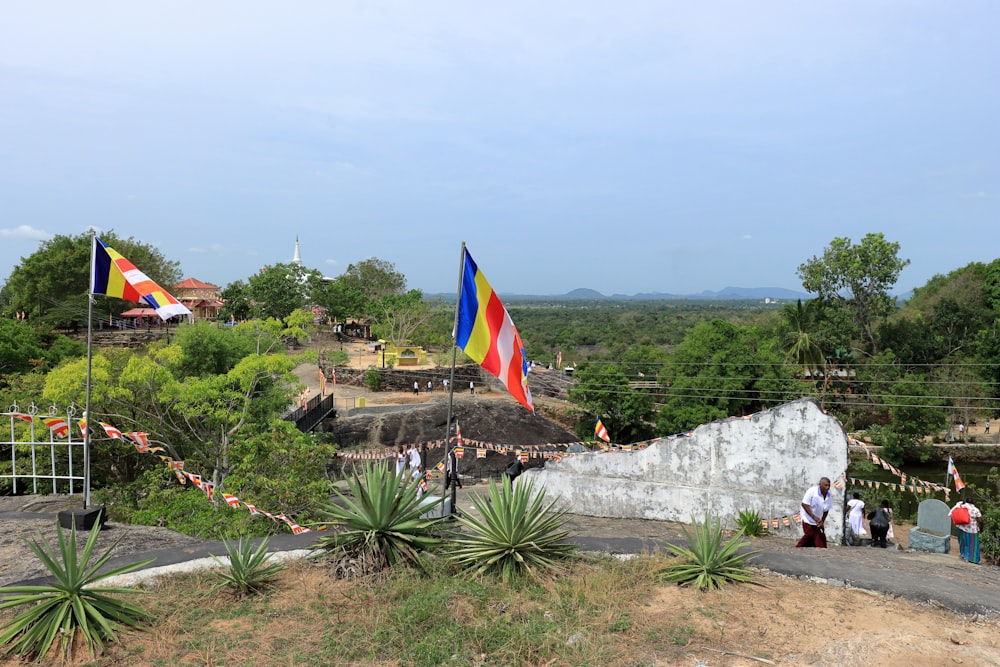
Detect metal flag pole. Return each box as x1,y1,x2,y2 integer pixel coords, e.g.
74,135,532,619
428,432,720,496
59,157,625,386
441,241,467,516
83,229,96,508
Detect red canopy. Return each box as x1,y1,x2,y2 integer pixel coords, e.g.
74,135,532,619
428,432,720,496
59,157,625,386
120,308,160,318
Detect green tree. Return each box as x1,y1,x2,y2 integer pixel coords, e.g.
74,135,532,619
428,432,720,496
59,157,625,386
876,317,942,371
338,257,406,308
41,323,302,496
218,280,253,322
244,263,324,320
0,320,86,386
797,233,909,355
568,362,655,443
778,299,826,377
0,319,46,379
657,319,798,434
868,374,944,463
173,320,259,376
370,289,431,344
0,231,182,327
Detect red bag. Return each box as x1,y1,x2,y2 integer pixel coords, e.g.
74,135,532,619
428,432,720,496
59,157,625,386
951,505,971,525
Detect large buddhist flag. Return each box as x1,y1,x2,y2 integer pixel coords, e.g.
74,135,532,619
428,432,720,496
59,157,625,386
91,237,191,320
455,247,533,411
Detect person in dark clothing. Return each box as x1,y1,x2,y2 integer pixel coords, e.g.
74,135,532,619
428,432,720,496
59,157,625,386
868,501,891,548
505,459,523,485
444,449,462,491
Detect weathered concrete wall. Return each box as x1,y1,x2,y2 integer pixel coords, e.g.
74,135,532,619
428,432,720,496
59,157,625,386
527,398,848,542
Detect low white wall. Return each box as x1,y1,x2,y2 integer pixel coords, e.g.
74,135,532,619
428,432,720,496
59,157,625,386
527,398,848,542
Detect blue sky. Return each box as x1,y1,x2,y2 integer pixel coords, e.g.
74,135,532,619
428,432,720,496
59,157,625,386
1,1,997,297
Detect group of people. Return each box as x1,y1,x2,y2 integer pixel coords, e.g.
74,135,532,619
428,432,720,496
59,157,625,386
393,444,462,497
410,380,474,394
796,477,985,564
845,493,895,548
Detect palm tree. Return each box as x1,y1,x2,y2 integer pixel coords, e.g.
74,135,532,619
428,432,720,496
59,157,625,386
781,300,826,382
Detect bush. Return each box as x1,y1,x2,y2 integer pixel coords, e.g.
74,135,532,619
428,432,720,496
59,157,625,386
735,509,768,537
210,536,285,597
130,482,263,539
328,349,350,366
0,523,152,661
364,367,382,391
98,422,335,540
659,515,759,591
314,463,442,576
448,476,576,581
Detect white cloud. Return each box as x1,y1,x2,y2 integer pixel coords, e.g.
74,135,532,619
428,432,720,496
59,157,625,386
742,234,753,240
961,192,990,199
0,225,51,240
187,244,227,254
324,258,339,266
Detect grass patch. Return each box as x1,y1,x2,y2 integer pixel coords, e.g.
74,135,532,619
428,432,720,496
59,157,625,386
0,552,770,666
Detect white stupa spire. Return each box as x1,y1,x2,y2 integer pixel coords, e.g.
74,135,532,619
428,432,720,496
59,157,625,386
292,237,302,265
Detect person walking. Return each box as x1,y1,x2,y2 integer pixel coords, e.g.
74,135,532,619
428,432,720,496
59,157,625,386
444,449,462,491
427,380,433,393
407,444,422,480
949,495,984,564
847,492,866,545
796,477,832,548
867,501,890,548
395,446,406,479
413,381,419,395
469,381,475,395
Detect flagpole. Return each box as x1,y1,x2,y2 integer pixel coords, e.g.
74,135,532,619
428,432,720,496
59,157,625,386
441,241,467,516
83,230,96,508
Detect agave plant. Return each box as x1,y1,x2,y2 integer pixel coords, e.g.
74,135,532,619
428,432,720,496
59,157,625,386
448,476,576,581
313,462,442,576
735,508,768,538
210,536,285,597
659,515,760,591
0,521,154,661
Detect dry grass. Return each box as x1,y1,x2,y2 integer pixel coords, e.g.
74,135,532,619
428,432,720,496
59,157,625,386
2,553,1000,666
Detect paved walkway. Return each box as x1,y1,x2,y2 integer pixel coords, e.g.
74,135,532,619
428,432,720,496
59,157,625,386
6,486,999,619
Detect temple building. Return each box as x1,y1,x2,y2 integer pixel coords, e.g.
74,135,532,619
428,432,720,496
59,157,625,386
173,278,224,320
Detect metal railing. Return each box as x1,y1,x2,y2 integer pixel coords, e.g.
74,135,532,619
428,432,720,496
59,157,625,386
2,403,85,495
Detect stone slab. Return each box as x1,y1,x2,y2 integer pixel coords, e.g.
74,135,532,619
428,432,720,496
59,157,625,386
916,498,951,537
908,528,950,554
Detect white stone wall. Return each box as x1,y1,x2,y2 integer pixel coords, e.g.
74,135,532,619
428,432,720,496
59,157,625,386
527,398,849,543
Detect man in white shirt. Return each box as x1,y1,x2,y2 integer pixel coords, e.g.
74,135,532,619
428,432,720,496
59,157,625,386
796,477,833,548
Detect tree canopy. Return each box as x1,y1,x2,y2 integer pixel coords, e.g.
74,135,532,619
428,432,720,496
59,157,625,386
40,316,305,495
797,233,909,355
1,231,182,327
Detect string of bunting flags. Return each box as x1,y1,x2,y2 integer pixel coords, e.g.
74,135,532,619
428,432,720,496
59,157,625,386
3,412,313,535
848,436,952,501
7,408,837,537
331,407,782,463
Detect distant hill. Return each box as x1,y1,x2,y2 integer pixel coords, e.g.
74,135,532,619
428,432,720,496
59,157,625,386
424,286,812,302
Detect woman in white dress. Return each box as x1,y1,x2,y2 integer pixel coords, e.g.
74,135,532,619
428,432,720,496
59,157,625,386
847,492,867,544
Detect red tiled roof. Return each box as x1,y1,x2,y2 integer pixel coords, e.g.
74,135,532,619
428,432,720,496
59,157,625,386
174,277,219,290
